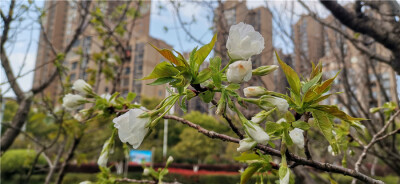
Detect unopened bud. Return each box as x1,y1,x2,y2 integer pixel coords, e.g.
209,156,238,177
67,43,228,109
252,65,279,76
243,86,267,97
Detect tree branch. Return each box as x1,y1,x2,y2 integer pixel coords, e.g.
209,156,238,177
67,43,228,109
163,114,384,184
354,110,400,173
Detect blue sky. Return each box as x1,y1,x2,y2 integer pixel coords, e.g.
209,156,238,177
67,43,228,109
1,0,399,98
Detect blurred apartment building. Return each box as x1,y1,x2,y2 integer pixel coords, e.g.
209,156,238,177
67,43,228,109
33,1,170,105
294,14,398,112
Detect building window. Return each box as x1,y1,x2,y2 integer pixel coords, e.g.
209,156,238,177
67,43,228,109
72,61,78,69
122,89,129,97
133,43,145,94
224,8,236,26
70,73,76,81
105,87,109,92
300,19,308,58
125,67,131,75
158,90,163,97
122,78,129,86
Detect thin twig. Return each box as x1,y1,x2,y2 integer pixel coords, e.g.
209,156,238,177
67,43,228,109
353,110,400,176
163,114,384,184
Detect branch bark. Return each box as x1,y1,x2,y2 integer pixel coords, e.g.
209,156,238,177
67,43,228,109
320,0,400,73
163,114,384,184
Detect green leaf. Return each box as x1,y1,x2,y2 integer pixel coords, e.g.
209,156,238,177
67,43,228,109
303,71,340,102
283,129,293,146
265,122,284,135
292,121,310,130
328,175,338,184
210,56,221,71
193,68,212,84
180,96,188,113
226,83,241,91
149,44,185,66
189,47,198,74
147,77,176,86
275,51,301,96
312,110,339,153
199,91,215,103
126,92,136,102
141,61,179,80
193,33,217,71
240,162,263,184
234,152,260,162
310,61,322,79
302,73,322,94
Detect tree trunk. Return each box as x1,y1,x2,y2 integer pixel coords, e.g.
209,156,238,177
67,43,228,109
0,97,32,154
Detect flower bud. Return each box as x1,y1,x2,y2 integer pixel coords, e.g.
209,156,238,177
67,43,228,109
243,86,267,97
101,93,116,104
143,168,150,176
327,145,336,156
97,139,111,168
251,108,276,124
215,102,226,116
166,156,174,167
259,96,289,115
79,181,92,184
107,57,117,65
226,22,264,60
289,128,304,149
279,168,290,184
113,109,150,149
226,59,252,83
244,121,269,145
237,138,257,153
72,79,92,95
62,94,86,111
252,65,279,76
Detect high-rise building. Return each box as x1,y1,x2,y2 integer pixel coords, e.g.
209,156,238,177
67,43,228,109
294,13,398,113
33,1,70,102
293,15,325,77
33,1,170,105
320,15,398,110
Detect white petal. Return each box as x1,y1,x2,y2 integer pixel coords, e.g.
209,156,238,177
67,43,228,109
112,109,150,149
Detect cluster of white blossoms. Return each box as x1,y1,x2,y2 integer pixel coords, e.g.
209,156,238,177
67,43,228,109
223,22,293,155
226,22,264,83
62,79,92,111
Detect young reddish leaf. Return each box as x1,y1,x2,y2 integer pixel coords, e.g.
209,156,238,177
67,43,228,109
304,71,340,102
149,43,185,66
311,105,366,122
275,51,301,96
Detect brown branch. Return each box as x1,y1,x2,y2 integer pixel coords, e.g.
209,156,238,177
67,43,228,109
190,84,244,139
303,112,312,160
375,128,400,145
298,0,392,65
163,114,384,184
354,110,400,173
320,0,400,73
1,0,24,101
